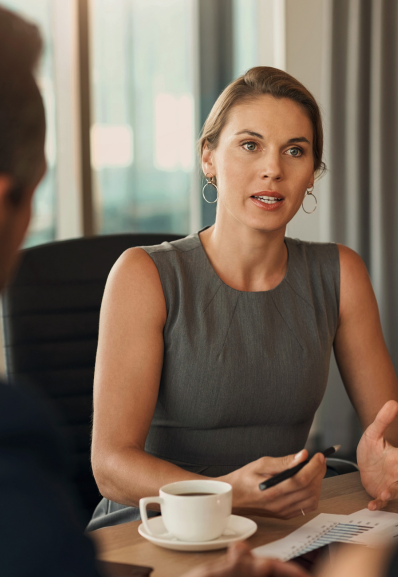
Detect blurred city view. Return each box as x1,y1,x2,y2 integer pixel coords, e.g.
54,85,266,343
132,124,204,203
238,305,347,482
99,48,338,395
91,0,195,235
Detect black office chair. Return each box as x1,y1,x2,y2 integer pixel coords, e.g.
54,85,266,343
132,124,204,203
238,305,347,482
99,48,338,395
1,233,183,521
326,458,358,477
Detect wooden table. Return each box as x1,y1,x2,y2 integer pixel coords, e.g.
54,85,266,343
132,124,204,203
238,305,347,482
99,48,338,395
91,473,398,577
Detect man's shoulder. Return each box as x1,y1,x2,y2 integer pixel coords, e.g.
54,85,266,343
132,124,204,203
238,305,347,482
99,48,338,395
0,378,100,576
0,377,52,432
0,378,66,475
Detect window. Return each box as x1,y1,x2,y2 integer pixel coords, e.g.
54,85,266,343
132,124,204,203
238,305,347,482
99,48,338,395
233,0,259,79
3,0,273,244
90,0,197,235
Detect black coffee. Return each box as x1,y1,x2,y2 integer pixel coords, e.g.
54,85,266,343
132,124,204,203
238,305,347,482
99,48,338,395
175,492,216,497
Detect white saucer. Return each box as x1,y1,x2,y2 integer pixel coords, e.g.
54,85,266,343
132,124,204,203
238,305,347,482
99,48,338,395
138,515,257,552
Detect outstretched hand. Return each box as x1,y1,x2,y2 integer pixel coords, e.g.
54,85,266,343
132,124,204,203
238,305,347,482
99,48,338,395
357,400,398,510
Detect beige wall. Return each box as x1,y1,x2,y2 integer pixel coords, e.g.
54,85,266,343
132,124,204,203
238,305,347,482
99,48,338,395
286,0,324,102
285,0,323,243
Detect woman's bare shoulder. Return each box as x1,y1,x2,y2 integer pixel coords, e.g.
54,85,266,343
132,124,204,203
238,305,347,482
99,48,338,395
337,243,369,283
336,244,376,322
110,246,161,280
337,243,366,266
103,247,166,326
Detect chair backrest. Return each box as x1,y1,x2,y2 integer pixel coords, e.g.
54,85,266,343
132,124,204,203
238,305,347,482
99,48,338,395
1,233,183,519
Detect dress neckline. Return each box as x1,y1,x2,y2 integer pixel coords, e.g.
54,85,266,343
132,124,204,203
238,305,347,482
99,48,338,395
195,229,291,295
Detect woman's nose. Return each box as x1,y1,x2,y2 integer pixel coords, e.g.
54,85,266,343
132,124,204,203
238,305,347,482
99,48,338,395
260,151,283,181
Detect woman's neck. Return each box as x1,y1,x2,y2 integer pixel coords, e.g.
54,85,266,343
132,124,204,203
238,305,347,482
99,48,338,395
199,214,288,292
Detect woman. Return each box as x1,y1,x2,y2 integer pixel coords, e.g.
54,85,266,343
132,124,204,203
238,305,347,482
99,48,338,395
88,67,398,531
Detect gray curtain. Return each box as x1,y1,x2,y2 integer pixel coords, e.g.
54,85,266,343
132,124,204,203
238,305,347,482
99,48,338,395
317,0,398,454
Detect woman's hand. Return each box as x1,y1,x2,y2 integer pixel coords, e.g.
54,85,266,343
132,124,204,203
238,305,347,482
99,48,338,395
357,400,398,510
220,450,326,519
182,542,309,577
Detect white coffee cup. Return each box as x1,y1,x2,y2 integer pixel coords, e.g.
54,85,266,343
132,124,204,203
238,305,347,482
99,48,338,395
139,480,232,542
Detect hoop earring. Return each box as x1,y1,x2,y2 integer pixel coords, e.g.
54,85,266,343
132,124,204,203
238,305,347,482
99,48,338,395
202,173,218,204
302,186,317,214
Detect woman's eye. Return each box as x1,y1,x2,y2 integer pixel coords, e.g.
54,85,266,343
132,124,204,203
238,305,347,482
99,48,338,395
286,147,302,157
242,141,258,152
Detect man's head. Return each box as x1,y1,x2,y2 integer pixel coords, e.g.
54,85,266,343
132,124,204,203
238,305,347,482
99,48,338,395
0,6,46,290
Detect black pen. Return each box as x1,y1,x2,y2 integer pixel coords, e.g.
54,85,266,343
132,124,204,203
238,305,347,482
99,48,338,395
259,445,341,491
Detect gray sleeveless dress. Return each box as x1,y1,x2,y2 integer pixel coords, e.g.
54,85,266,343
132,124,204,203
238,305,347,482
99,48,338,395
87,231,340,531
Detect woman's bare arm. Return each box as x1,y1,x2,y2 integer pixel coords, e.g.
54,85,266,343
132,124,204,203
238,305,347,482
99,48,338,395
335,245,398,509
334,244,398,439
91,248,205,507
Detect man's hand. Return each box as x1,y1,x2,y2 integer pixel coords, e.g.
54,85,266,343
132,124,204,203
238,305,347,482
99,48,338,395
182,542,309,577
357,400,398,510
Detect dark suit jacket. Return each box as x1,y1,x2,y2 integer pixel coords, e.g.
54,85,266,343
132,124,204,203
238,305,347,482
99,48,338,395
0,378,101,576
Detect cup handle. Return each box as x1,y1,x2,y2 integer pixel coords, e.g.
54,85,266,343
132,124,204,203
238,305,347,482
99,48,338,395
139,497,168,537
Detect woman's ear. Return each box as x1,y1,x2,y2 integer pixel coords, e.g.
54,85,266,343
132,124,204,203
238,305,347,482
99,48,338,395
201,145,215,177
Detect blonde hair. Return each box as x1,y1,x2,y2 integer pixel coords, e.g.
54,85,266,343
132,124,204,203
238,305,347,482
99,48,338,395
199,66,326,176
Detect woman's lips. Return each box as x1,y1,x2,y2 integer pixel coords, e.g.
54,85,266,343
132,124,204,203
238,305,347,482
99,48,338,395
250,193,285,211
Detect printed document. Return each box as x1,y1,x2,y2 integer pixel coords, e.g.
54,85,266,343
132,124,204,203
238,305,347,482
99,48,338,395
253,509,398,561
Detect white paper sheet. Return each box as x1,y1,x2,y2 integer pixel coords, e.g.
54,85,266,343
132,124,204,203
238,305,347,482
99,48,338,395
348,509,398,547
253,509,398,561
